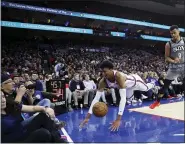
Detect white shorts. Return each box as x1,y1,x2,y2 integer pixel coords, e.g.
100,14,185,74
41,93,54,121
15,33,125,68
126,74,153,100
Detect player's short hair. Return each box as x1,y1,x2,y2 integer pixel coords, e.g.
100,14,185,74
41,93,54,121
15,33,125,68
100,60,114,69
170,25,179,31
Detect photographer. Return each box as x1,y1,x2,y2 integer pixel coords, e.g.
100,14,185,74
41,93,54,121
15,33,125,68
1,74,65,128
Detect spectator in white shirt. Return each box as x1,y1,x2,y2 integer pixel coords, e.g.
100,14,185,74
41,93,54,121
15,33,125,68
83,74,96,105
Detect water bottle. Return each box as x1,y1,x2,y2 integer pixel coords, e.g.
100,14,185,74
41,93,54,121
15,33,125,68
80,104,83,114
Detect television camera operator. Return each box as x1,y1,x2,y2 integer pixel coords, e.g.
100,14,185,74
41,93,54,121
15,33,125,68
54,59,68,78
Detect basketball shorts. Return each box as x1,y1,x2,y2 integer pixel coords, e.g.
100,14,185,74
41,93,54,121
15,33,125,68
166,66,185,80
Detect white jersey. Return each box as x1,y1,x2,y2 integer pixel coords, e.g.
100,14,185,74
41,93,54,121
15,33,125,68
105,70,138,89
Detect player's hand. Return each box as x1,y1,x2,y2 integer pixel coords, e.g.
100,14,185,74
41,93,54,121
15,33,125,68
174,58,181,63
109,120,121,131
79,118,89,128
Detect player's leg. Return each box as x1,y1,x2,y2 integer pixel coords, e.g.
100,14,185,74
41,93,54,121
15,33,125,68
157,70,179,101
126,88,135,102
150,69,179,109
134,74,155,92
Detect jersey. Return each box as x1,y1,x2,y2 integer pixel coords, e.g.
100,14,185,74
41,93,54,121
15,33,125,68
105,70,136,89
169,37,185,70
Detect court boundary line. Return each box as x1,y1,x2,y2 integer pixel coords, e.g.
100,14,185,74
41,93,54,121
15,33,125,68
61,128,74,143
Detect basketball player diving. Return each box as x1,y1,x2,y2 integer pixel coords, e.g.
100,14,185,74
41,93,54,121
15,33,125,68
80,60,155,131
150,25,185,109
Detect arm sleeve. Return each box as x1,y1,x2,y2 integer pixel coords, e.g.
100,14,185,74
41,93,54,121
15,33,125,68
88,91,102,114
118,89,126,115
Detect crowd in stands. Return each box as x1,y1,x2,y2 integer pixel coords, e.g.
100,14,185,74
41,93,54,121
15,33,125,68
1,40,184,142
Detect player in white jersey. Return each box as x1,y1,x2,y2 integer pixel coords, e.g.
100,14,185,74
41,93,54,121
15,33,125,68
80,60,154,131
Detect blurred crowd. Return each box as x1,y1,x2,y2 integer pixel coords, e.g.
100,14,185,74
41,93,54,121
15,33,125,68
1,40,184,143
2,40,166,77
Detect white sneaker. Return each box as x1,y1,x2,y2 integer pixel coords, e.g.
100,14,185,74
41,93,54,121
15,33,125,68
127,101,131,104
138,99,142,103
132,99,138,103
177,94,182,97
141,94,148,99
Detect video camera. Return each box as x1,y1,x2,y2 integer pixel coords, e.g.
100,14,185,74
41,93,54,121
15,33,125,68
25,83,37,89
18,82,37,89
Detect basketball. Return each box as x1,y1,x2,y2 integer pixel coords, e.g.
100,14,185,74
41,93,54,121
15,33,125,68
92,102,108,117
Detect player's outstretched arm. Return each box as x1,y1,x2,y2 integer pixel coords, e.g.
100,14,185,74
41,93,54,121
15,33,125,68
79,78,106,128
109,72,126,131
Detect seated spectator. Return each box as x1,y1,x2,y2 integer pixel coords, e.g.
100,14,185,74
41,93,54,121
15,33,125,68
24,81,50,106
1,91,66,143
171,77,183,97
83,74,96,105
24,73,30,82
69,73,89,109
158,72,176,98
101,88,118,106
13,75,20,89
31,73,44,91
65,83,73,111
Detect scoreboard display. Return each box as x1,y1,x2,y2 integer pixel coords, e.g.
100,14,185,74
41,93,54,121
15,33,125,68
46,79,66,106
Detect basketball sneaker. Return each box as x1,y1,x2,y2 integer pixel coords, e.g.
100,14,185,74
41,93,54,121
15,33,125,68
167,95,173,99
177,94,183,97
149,101,160,109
